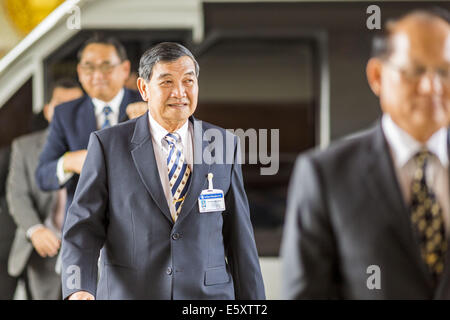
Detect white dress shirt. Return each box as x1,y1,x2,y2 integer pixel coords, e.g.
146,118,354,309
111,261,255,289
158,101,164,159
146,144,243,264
91,88,124,129
382,114,450,233
148,111,194,218
56,89,125,185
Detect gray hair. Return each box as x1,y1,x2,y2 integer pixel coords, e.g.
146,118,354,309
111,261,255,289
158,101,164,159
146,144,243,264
138,42,200,81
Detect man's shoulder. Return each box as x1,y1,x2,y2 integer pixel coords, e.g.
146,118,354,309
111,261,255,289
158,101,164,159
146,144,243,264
53,95,90,120
57,95,88,111
94,116,139,141
13,129,47,149
300,124,379,169
124,88,143,102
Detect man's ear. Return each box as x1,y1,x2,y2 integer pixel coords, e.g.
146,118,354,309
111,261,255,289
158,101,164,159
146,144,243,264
366,57,383,97
137,77,149,101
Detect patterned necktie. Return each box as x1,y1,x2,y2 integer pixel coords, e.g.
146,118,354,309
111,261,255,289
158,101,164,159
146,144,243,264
410,150,447,282
101,105,113,129
164,132,191,222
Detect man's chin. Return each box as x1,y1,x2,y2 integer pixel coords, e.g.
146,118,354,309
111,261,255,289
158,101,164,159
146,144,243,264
89,90,114,101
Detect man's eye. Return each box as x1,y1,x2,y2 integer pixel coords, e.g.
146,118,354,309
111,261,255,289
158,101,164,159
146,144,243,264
411,66,426,77
184,79,194,84
161,80,172,85
437,68,450,78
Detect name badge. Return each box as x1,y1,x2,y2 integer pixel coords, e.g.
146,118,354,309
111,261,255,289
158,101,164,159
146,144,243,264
198,173,226,213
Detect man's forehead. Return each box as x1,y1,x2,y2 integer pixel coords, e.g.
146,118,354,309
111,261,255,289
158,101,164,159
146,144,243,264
80,43,120,62
389,24,450,65
153,57,196,75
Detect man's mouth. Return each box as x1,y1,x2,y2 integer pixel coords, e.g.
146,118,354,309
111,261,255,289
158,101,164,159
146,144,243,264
167,103,189,108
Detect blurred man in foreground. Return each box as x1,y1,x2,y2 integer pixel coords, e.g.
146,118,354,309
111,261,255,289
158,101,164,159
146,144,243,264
281,10,450,299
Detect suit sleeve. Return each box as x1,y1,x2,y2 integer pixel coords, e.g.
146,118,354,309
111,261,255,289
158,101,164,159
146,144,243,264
6,139,42,231
61,132,108,299
222,136,266,300
35,107,69,191
280,155,340,299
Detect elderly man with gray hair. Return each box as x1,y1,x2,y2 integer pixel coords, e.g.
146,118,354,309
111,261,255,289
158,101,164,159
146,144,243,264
62,42,265,300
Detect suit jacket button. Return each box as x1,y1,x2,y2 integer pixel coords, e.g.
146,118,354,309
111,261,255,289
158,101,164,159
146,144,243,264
172,233,180,240
166,267,173,275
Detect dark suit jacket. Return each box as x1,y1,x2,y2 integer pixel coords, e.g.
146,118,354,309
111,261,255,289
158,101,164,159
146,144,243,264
35,88,142,214
61,113,265,300
281,122,450,299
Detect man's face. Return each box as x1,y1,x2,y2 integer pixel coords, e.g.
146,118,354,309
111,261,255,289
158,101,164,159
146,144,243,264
77,43,130,102
138,56,198,129
44,86,83,122
377,18,450,141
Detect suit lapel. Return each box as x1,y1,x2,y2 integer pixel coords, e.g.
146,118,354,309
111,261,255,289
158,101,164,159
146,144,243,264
118,88,130,123
175,117,211,226
82,97,98,141
365,122,434,286
131,113,172,224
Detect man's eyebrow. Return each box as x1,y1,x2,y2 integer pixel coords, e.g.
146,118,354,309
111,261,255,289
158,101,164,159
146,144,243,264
184,71,196,76
157,73,172,79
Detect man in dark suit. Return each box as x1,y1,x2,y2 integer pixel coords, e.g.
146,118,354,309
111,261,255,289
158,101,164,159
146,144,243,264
281,10,450,299
36,35,142,214
62,42,265,300
7,79,83,300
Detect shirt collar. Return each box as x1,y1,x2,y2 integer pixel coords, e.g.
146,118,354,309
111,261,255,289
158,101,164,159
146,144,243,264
382,113,449,168
147,111,189,149
91,88,124,116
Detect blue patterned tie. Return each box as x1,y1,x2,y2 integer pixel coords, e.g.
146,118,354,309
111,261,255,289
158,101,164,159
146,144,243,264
101,106,113,129
164,132,191,221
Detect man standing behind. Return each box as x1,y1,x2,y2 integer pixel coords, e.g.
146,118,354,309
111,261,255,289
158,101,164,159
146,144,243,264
62,42,265,300
281,10,450,299
7,79,83,300
36,35,142,213
0,145,19,299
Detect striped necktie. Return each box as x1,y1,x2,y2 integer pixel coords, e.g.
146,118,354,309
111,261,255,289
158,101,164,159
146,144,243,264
164,132,191,221
410,150,447,284
101,105,113,129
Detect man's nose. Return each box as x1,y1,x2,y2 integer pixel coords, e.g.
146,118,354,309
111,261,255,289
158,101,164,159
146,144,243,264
92,68,107,81
418,71,443,95
170,82,187,98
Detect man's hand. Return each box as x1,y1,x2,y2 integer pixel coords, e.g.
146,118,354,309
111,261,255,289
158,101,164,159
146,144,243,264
63,150,88,174
68,291,95,300
30,226,61,258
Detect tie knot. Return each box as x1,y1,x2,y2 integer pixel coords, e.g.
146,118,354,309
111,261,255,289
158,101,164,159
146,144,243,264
102,105,112,116
164,132,181,147
413,149,432,168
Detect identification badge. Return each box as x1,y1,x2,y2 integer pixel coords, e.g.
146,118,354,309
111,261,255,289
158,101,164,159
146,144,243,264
198,173,226,213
